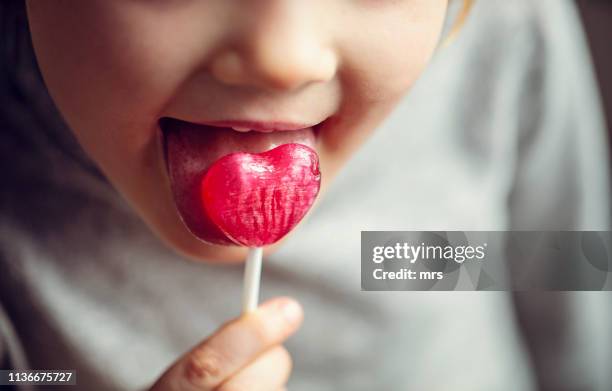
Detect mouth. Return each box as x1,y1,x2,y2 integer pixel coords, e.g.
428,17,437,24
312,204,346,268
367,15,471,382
158,116,325,245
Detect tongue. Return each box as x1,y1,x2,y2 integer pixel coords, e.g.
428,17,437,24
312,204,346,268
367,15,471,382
163,119,318,245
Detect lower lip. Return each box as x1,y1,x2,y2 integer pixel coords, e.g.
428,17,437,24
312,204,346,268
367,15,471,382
159,118,320,245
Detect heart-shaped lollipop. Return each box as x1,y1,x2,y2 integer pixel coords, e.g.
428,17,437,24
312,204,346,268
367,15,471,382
200,143,321,247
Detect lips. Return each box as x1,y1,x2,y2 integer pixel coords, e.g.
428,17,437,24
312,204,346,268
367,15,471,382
199,120,316,133
160,117,319,245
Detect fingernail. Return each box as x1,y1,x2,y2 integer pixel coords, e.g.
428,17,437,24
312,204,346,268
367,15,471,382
279,299,302,325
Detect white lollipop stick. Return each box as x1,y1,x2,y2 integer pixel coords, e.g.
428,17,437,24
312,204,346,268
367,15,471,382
242,247,263,313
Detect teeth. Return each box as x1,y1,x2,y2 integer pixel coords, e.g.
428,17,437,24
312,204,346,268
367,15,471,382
231,126,251,132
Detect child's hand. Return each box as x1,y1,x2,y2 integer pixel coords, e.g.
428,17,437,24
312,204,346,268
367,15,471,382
149,297,303,391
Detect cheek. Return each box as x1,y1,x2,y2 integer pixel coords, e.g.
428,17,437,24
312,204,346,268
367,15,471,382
317,2,447,168
27,1,215,156
339,1,448,102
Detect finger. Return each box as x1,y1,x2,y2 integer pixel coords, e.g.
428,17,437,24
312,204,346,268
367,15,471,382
182,297,301,390
216,345,292,391
152,296,303,391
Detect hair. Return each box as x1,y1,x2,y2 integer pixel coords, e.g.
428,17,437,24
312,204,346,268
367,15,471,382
0,0,103,180
441,0,475,48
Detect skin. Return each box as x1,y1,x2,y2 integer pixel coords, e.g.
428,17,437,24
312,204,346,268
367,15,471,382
26,1,448,389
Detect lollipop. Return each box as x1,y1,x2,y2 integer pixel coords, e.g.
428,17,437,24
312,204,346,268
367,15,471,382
201,143,321,312
201,143,320,247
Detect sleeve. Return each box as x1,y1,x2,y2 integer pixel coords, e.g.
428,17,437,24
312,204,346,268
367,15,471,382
0,303,26,371
0,302,32,391
507,2,612,391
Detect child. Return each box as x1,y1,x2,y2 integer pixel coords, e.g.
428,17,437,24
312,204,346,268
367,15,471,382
1,0,610,390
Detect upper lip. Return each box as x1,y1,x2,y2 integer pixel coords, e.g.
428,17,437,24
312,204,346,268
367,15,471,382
188,119,321,132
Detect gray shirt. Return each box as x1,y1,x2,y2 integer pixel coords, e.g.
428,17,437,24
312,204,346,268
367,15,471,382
1,1,610,390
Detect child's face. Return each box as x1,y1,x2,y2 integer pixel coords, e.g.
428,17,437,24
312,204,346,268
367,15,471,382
26,0,447,262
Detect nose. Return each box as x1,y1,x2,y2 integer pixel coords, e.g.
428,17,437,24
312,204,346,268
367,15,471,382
209,1,338,91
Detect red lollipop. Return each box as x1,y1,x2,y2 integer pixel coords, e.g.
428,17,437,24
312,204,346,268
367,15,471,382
201,143,321,246
200,143,321,312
